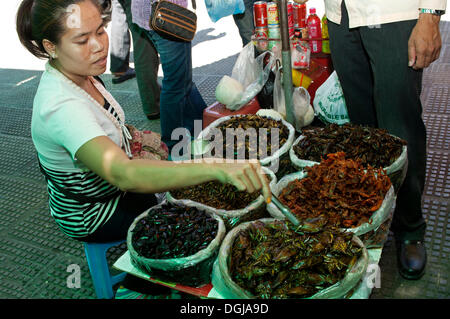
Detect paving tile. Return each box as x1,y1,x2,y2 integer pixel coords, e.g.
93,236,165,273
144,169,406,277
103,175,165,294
0,69,42,86
0,135,45,183
424,85,450,114
424,114,450,151
424,151,450,199
0,107,32,137
0,83,38,109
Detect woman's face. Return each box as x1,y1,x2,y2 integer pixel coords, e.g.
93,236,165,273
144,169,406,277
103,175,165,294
53,0,109,83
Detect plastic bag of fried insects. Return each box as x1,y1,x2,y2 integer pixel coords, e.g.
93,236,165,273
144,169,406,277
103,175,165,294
213,218,368,299
196,114,296,168
267,154,396,240
127,202,226,286
166,167,277,230
358,203,395,249
289,124,408,193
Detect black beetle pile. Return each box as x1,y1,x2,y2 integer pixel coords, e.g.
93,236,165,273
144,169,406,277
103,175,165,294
131,204,218,259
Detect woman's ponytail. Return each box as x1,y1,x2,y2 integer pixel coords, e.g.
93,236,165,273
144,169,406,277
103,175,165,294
16,0,49,59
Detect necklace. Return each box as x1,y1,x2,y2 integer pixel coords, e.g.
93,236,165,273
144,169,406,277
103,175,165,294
46,63,132,157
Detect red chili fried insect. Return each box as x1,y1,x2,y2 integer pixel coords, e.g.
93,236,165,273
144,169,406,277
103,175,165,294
279,152,392,229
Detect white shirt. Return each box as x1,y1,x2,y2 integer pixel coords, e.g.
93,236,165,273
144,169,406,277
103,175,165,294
324,0,447,28
32,62,123,172
31,62,126,238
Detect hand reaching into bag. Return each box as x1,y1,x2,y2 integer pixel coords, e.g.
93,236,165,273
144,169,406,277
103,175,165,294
209,159,272,203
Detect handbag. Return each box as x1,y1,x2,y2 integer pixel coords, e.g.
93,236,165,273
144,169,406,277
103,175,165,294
150,0,197,42
126,124,169,160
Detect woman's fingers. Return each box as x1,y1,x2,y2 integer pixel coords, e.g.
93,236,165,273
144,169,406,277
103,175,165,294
249,162,271,202
213,159,272,202
241,161,271,202
244,164,261,191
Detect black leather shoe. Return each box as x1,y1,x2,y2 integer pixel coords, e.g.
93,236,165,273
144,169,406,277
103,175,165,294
146,112,160,120
396,239,427,280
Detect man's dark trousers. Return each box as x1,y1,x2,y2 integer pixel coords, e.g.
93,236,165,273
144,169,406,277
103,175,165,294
328,3,427,241
118,0,161,116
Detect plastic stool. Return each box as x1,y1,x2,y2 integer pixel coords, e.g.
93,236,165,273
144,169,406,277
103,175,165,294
84,240,127,299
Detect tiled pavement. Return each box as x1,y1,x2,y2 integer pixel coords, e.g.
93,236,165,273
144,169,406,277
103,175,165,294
0,22,448,299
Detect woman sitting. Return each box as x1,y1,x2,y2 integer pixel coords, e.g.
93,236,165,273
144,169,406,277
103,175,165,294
16,0,270,244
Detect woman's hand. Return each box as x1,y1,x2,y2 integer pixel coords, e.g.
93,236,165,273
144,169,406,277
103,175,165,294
408,13,442,70
212,159,272,203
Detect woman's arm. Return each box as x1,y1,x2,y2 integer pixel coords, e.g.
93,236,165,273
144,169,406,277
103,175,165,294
75,136,271,200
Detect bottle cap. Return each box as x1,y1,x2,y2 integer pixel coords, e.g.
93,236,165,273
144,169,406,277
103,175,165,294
310,8,316,14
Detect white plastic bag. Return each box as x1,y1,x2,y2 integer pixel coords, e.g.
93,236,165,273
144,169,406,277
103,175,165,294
289,132,409,193
127,202,226,286
267,171,396,238
166,167,277,229
214,218,369,299
273,67,315,131
273,63,285,117
215,75,244,106
196,114,296,168
292,87,314,130
313,71,350,125
204,0,245,23
225,43,275,111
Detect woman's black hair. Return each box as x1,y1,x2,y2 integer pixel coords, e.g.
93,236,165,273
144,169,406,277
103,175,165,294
16,0,111,59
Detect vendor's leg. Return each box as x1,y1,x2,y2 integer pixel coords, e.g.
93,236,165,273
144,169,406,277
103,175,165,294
358,20,427,280
327,1,377,126
185,82,207,137
145,32,205,150
184,41,206,134
79,192,157,243
233,0,255,47
130,24,161,117
119,0,160,117
110,0,131,74
359,20,427,242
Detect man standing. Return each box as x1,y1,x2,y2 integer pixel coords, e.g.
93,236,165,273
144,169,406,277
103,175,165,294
233,0,256,46
116,0,161,120
110,0,136,84
320,0,446,279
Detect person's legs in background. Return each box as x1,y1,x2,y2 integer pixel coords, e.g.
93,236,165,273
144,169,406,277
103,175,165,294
360,20,427,280
328,2,427,280
233,0,255,46
110,0,136,84
327,11,377,126
145,31,206,153
117,0,160,118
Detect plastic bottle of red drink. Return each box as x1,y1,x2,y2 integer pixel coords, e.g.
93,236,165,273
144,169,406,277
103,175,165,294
307,8,322,53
